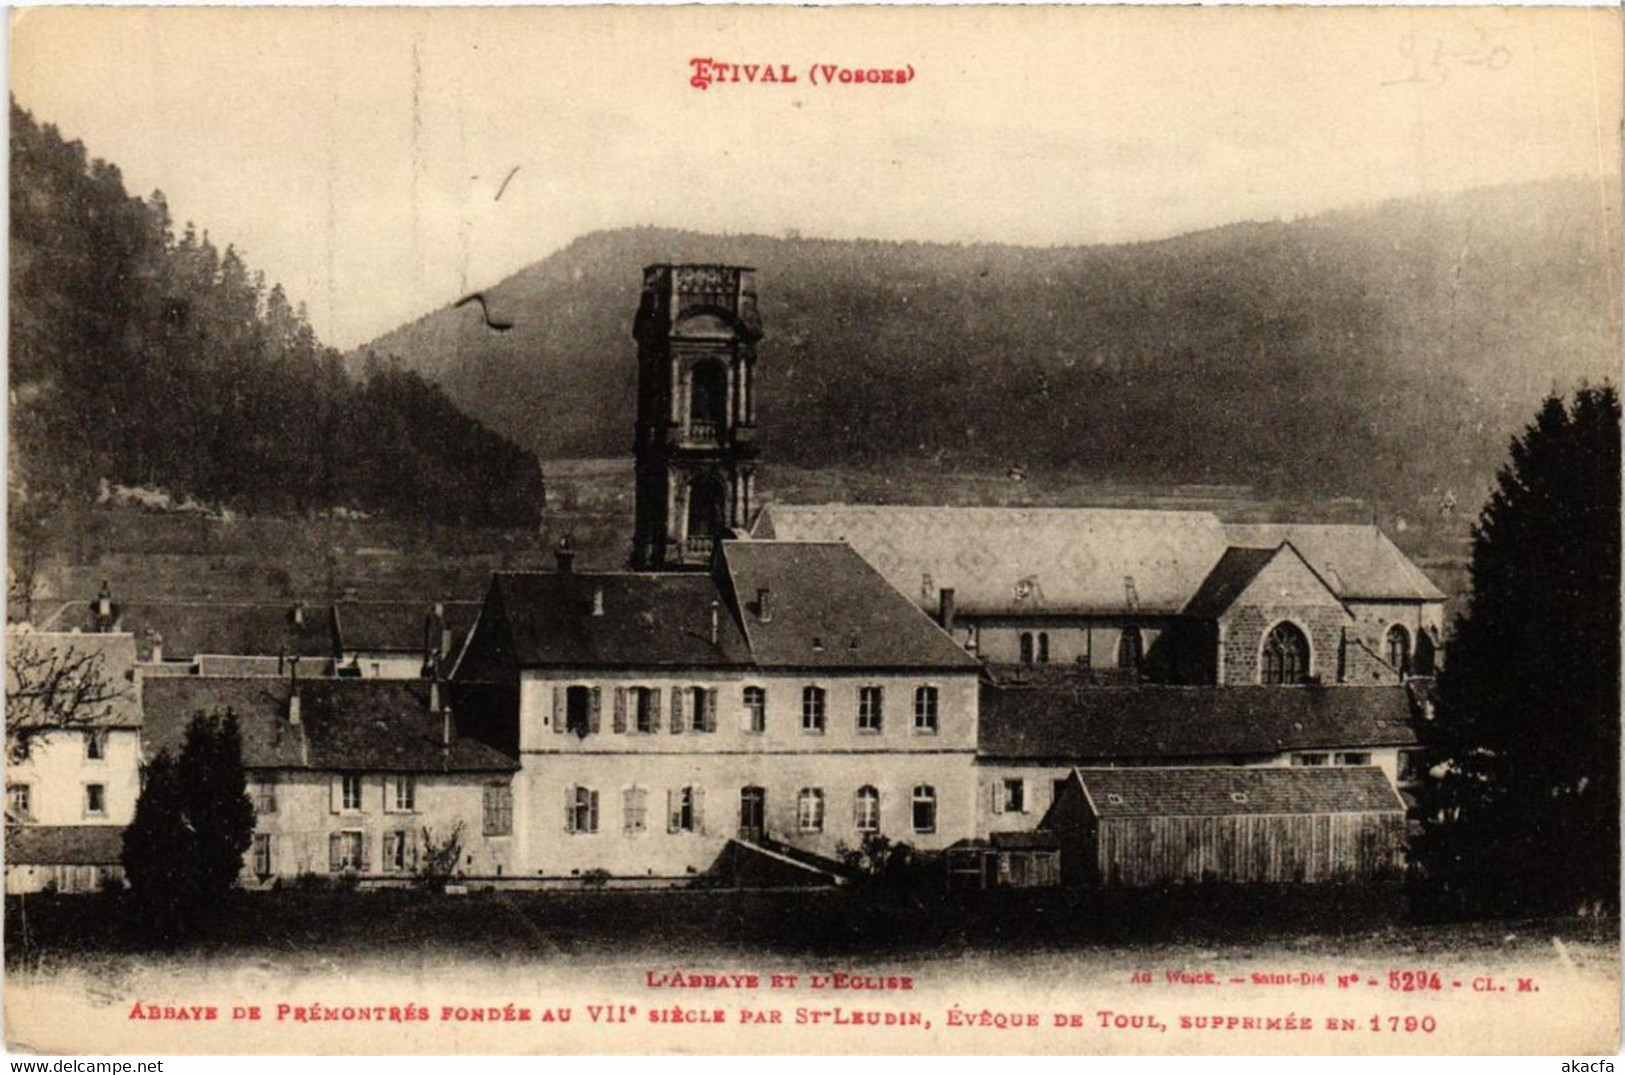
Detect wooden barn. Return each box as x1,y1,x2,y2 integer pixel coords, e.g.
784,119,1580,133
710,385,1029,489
1041,767,1407,886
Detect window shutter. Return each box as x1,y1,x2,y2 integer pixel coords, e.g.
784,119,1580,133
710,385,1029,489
692,786,706,834
383,832,397,872
409,829,420,869
330,776,342,814
990,781,1005,815
622,787,635,834
588,790,600,833
564,785,576,833
671,688,686,734
589,688,603,734
1020,779,1030,814
667,789,679,833
328,832,342,872
552,686,566,734
613,689,628,734
704,689,718,732
650,689,663,732
361,832,372,873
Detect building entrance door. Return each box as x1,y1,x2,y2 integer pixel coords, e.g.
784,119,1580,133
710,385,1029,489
739,786,766,843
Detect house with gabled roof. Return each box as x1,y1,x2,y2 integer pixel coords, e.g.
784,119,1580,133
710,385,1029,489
141,676,519,884
454,538,982,879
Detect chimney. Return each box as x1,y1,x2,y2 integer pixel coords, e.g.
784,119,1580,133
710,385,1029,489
434,602,451,657
147,629,164,664
291,601,305,628
592,586,605,617
429,678,441,714
939,587,957,633
95,581,114,630
555,536,576,574
757,588,772,624
287,655,302,724
710,599,720,646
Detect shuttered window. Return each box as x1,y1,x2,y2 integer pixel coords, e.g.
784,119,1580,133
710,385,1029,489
623,787,648,834
483,783,513,836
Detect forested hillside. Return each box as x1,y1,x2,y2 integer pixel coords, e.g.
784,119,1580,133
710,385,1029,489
360,179,1619,508
9,100,545,527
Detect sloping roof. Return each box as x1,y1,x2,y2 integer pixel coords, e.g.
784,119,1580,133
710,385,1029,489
491,572,753,669
34,600,337,660
1225,524,1445,601
333,600,481,654
1072,766,1406,818
721,541,979,670
979,684,1418,760
1182,547,1281,619
8,825,126,865
141,677,517,773
752,505,1231,615
4,630,142,727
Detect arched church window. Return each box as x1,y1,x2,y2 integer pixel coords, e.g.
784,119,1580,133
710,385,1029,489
1385,624,1411,676
1261,622,1310,685
688,360,727,440
685,476,725,556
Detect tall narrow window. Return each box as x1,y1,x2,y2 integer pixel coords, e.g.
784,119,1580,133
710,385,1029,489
633,687,657,734
84,784,106,816
857,686,884,733
742,686,766,734
1019,633,1034,665
913,686,939,733
85,730,106,761
1037,633,1050,664
1385,624,1411,675
802,686,826,733
669,786,697,833
567,786,600,834
797,788,825,833
911,785,937,834
253,834,274,878
483,783,513,836
342,774,364,812
566,685,594,736
623,787,648,834
255,779,278,816
1261,622,1310,685
389,775,416,812
1117,627,1143,670
7,784,31,822
854,786,880,833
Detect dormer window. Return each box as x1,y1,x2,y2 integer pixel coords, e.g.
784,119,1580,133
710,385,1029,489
1385,624,1411,676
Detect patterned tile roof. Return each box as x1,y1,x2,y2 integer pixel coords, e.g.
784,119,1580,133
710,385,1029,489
1224,524,1445,601
1068,766,1406,818
753,505,1230,615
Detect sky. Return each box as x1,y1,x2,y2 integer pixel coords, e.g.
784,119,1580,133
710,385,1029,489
11,5,1621,349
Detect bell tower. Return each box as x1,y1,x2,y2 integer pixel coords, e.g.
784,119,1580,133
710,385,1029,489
631,264,762,571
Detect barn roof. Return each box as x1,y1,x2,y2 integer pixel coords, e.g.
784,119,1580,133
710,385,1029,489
751,505,1230,615
979,684,1418,760
1071,766,1406,818
3,630,142,727
8,825,126,865
141,677,517,773
1224,524,1445,601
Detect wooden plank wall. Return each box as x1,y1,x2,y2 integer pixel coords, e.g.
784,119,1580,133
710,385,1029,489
1096,813,1406,886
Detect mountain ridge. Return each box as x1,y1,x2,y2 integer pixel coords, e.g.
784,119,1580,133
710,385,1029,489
355,177,1620,507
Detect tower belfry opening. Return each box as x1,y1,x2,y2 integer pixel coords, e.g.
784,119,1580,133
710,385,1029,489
631,264,762,571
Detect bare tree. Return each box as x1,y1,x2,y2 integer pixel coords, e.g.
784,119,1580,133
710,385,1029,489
5,632,129,764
